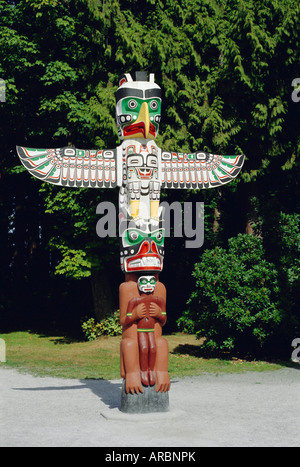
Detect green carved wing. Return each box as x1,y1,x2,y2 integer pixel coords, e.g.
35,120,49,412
160,151,245,189
16,146,120,188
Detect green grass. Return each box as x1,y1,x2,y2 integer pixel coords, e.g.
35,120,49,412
0,331,284,380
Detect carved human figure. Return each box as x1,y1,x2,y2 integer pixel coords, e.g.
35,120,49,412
119,274,170,394
125,275,166,387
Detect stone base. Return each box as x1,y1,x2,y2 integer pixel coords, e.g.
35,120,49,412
120,379,169,414
101,408,185,421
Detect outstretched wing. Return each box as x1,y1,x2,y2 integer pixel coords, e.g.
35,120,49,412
16,146,121,188
160,151,244,189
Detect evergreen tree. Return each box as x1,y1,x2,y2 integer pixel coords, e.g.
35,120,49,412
0,0,299,338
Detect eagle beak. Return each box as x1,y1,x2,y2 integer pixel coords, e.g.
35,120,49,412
136,102,150,138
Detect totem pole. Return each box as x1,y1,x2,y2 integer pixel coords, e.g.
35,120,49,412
16,71,244,413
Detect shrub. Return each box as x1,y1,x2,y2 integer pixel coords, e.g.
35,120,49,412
277,212,300,288
177,234,283,356
81,311,122,341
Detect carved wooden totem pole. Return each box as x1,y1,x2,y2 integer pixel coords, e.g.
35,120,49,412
17,71,244,413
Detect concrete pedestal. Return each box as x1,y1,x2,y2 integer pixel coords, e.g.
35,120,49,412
120,379,169,414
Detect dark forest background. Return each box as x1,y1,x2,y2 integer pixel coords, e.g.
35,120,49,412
0,0,299,356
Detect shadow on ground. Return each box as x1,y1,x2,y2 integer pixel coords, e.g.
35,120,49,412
12,379,122,410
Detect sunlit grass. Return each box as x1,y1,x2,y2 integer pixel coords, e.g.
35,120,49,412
0,331,283,380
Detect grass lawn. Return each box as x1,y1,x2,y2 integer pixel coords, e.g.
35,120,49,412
0,331,284,380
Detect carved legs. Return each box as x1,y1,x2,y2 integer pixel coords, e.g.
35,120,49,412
138,332,156,386
120,337,143,394
155,335,171,393
120,333,170,394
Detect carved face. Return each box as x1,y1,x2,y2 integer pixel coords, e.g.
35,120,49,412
137,275,156,294
127,153,158,182
119,212,165,273
121,226,165,273
115,72,161,140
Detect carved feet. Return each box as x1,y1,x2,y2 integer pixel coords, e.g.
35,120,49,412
125,369,170,394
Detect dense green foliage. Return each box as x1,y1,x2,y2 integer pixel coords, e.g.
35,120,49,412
179,211,300,356
0,0,299,354
81,312,122,341
178,234,281,354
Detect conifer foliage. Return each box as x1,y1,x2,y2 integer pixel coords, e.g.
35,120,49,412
0,0,299,351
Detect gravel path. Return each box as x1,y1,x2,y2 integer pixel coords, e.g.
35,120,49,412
1,366,300,447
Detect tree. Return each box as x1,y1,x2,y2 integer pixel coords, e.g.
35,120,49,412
178,234,283,356
0,0,299,338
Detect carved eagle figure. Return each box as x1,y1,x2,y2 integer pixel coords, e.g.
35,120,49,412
16,71,244,194
16,72,244,273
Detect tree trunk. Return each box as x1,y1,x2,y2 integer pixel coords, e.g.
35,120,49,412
90,267,116,322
